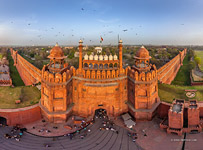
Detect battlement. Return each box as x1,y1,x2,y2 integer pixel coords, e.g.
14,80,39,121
128,65,157,82
75,67,128,79
188,100,199,110
42,65,75,84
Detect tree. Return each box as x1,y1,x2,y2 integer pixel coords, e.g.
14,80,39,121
30,53,34,58
194,56,201,65
87,51,91,56
188,61,195,71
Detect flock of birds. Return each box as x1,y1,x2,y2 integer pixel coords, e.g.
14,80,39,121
9,7,185,44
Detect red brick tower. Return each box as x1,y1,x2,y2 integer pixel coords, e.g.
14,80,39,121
40,43,74,123
127,46,160,120
167,99,184,136
188,100,202,132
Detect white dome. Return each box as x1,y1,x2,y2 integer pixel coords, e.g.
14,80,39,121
94,55,98,60
109,54,113,60
104,55,108,60
113,55,118,60
99,55,103,60
89,54,93,60
84,54,88,60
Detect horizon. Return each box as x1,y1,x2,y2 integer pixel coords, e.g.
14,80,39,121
1,0,203,46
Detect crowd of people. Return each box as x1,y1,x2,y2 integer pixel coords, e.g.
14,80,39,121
0,111,140,148
2,125,25,142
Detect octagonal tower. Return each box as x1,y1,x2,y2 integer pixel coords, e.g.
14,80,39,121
40,43,75,123
127,46,160,120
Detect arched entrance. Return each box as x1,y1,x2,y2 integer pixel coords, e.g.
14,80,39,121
95,109,107,119
0,117,7,125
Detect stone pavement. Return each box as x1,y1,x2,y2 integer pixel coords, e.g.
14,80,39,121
1,116,202,150
0,118,143,150
184,132,203,150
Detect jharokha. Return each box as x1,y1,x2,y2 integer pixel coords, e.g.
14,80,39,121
9,40,187,123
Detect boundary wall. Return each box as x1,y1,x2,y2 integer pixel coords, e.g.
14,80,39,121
157,49,187,84
10,48,41,85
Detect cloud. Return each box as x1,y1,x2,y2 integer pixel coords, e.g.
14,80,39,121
97,18,119,24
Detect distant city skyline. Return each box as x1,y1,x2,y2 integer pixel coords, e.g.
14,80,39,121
1,0,203,46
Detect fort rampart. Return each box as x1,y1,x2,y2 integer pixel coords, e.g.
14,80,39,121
0,104,41,126
157,48,187,84
10,48,186,86
10,48,41,85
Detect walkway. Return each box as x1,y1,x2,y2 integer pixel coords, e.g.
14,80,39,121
0,118,143,150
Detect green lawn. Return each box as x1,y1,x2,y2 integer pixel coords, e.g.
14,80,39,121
158,83,203,103
195,50,203,70
7,52,25,86
171,54,191,86
0,86,41,109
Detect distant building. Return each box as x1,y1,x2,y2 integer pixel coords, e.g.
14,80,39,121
64,47,74,50
74,52,79,57
95,47,102,53
83,45,88,50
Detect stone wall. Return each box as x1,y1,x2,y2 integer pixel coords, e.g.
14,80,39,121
10,48,41,85
0,104,41,126
157,49,187,84
72,76,128,118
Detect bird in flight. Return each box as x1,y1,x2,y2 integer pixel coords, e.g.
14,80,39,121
28,23,31,25
123,29,128,32
81,8,84,11
181,24,184,25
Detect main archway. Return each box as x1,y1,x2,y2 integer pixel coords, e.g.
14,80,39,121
95,109,107,118
0,117,7,125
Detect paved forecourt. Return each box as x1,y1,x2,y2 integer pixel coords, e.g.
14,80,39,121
0,118,143,150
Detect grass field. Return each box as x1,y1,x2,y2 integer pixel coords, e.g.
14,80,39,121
158,83,203,103
171,54,191,86
7,52,25,86
0,86,41,109
195,50,203,70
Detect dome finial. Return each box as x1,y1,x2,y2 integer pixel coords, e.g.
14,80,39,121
55,42,59,46
79,39,83,44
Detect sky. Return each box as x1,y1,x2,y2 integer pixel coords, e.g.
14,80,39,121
0,0,203,46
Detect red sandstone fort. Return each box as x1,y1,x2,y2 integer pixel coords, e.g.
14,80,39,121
2,40,202,135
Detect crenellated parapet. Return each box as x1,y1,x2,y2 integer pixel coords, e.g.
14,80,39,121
188,100,201,130
128,64,157,82
10,48,42,85
158,48,187,84
41,65,75,84
168,99,185,129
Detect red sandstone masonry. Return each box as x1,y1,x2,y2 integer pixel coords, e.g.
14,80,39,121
10,48,186,86
158,49,187,84
10,48,41,85
0,104,41,126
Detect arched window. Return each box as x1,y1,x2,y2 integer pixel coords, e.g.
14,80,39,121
84,63,88,68
104,64,108,69
89,63,93,69
114,63,117,68
140,61,145,68
109,63,113,68
99,64,103,69
94,64,98,69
